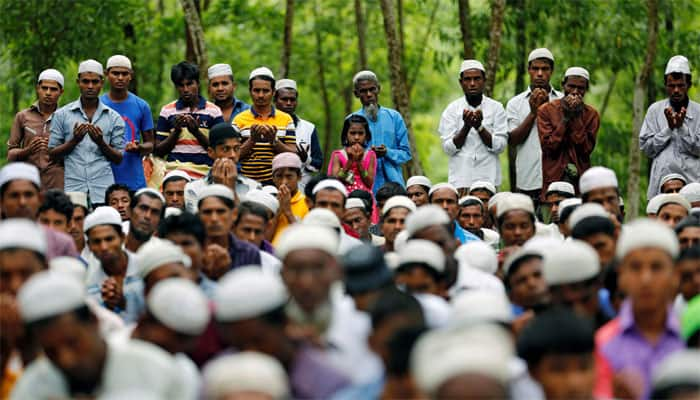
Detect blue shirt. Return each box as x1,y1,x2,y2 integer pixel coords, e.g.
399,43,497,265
454,221,480,244
49,98,125,204
223,97,251,124
100,93,154,190
354,106,412,194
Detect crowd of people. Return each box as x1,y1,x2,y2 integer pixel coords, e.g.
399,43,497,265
1,48,700,399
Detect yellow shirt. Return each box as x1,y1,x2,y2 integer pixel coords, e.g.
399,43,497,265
272,190,309,245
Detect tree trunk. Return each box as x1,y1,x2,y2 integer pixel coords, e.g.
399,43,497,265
397,0,405,63
279,0,295,78
354,0,368,70
509,0,526,191
457,0,474,59
312,0,333,161
407,0,441,90
378,0,423,176
627,0,658,219
181,0,208,75
599,70,618,121
484,0,506,97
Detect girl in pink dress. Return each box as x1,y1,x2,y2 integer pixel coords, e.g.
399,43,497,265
328,114,377,204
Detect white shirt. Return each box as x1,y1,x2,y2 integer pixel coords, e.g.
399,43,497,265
260,250,282,275
438,95,508,188
506,87,564,190
339,231,363,255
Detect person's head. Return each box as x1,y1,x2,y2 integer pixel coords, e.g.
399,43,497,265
617,219,680,314
503,249,548,309
457,196,484,235
405,205,458,256
67,194,88,248
197,185,236,240
353,70,380,107
657,195,691,228
271,152,303,195
35,69,64,108
207,63,236,104
542,182,575,224
676,216,700,250
580,166,621,218
0,219,48,296
664,55,692,105
248,67,275,109
429,183,460,221
394,240,445,296
84,207,125,271
105,183,132,221
158,212,206,275
161,170,191,210
527,48,555,89
207,123,243,163
171,61,200,103
202,352,290,400
571,216,617,268
274,79,298,115
562,67,590,98
676,246,700,302
0,162,42,220
517,307,595,400
76,60,104,101
234,202,270,248
381,196,417,246
38,189,74,234
344,198,372,240
311,179,347,222
138,238,193,294
375,182,408,213
105,55,132,92
342,245,394,311
458,60,486,100
341,113,371,147
129,189,165,243
497,194,536,247
468,181,496,204
660,174,687,194
406,176,432,207
651,349,700,399
557,198,582,237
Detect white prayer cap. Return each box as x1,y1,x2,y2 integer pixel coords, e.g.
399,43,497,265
394,230,410,252
616,218,679,260
243,189,280,215
137,238,187,279
487,191,510,210
652,349,700,394
397,239,445,274
657,193,692,213
106,55,132,70
564,66,590,81
496,193,534,218
78,59,104,76
659,173,687,191
559,197,582,216
404,205,451,238
411,324,513,396
345,198,366,210
407,175,432,188
84,206,122,233
197,184,235,204
503,246,544,277
18,271,86,323
352,70,378,86
276,224,339,259
0,219,47,256
665,55,691,75
546,181,575,196
249,66,274,81
454,241,497,274
382,195,417,216
458,195,484,207
275,78,297,91
37,68,64,88
579,166,618,194
414,293,451,329
134,187,165,205
162,169,192,185
429,182,459,197
303,208,341,229
262,185,279,196
164,207,182,218
450,290,513,326
568,202,609,230
384,252,400,270
214,266,288,322
470,181,497,195
147,278,209,335
680,182,700,204
528,48,554,63
50,257,86,282
460,59,485,73
312,179,348,197
207,63,233,79
542,240,600,286
0,162,40,189
202,352,290,400
66,192,88,210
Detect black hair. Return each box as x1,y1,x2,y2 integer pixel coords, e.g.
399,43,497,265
39,189,74,221
571,216,615,240
105,184,132,204
459,69,486,79
162,176,189,190
396,263,443,283
248,74,275,90
340,114,372,147
504,254,543,291
528,57,555,70
260,303,287,327
385,325,428,375
0,178,40,198
678,245,700,262
236,201,271,225
304,173,328,200
158,212,206,246
171,61,199,85
664,72,693,88
197,195,235,210
516,306,594,367
369,286,425,328
209,122,242,149
376,182,408,203
675,215,700,234
348,189,373,214
558,204,580,226
459,198,484,213
130,190,165,219
26,305,94,335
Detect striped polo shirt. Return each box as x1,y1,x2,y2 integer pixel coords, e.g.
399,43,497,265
233,107,296,183
156,96,224,167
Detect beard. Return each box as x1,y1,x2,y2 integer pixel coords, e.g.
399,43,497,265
130,225,153,242
364,103,379,122
465,92,483,106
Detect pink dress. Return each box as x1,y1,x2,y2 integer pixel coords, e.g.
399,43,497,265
328,149,379,222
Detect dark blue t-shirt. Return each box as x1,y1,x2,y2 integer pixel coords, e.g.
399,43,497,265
101,92,154,190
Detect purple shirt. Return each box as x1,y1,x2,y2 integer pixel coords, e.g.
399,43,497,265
227,233,261,269
290,344,352,399
43,226,79,260
598,300,685,399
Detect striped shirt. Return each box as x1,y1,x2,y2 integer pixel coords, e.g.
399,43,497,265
233,107,296,183
156,96,224,167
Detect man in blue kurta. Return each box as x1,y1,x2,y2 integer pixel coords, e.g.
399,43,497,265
352,70,412,194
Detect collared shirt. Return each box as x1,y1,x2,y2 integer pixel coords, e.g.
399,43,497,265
225,233,262,270
506,87,564,191
156,96,224,168
233,107,296,183
537,99,600,198
355,106,412,193
272,190,309,245
183,170,262,213
222,96,251,124
595,300,685,400
48,98,126,204
85,250,145,324
8,103,64,190
438,95,508,188
454,221,480,244
640,98,700,198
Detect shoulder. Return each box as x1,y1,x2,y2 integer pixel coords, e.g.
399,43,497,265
130,93,152,109
445,96,466,110
158,100,178,116
483,95,505,109
236,237,262,255
595,317,622,347
204,101,223,116
12,356,68,397
506,91,528,107
274,109,295,124
233,109,254,124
